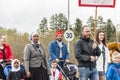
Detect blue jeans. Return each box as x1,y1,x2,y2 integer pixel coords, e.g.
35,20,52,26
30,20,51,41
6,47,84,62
78,67,99,80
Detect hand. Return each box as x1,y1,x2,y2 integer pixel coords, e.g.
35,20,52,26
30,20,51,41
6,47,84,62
65,59,70,63
92,43,97,50
55,59,59,63
0,59,3,63
26,71,31,77
8,59,13,63
90,56,96,62
9,59,13,61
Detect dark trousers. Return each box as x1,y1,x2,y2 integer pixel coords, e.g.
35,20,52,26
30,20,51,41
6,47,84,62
0,64,6,80
29,66,48,80
25,77,31,80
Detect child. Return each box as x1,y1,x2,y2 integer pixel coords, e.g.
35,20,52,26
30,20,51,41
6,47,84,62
106,51,120,80
20,58,30,80
49,61,61,80
7,59,24,80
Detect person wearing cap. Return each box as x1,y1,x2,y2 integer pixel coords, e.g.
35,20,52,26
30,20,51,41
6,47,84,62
49,30,70,68
24,31,51,80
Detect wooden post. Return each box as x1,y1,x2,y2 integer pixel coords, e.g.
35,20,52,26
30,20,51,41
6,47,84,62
94,7,98,42
116,24,120,50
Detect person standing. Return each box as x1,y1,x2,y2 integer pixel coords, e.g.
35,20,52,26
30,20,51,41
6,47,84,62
24,32,51,80
0,34,13,62
49,30,70,68
0,34,14,80
74,25,101,80
96,30,110,80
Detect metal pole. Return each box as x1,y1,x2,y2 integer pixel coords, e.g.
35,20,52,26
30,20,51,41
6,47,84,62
68,0,70,30
67,0,70,52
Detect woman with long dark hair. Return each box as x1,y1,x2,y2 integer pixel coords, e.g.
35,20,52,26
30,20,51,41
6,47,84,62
96,30,110,80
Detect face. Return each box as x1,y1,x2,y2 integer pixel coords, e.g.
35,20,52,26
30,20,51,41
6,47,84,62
56,34,62,42
32,34,39,43
2,35,7,43
13,60,19,68
98,32,105,41
82,27,91,39
117,53,120,62
112,53,120,64
51,63,57,69
0,36,4,44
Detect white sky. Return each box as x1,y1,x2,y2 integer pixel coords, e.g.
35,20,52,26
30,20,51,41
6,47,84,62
0,0,120,34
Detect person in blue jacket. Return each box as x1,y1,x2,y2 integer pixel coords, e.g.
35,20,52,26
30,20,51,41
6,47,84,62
106,50,120,80
49,30,70,68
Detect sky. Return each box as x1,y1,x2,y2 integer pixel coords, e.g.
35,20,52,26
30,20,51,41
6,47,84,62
0,0,120,34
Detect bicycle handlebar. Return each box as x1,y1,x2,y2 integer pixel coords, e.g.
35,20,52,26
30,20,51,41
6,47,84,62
0,59,12,65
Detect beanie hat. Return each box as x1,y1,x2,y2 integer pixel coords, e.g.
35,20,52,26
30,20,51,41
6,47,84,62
56,30,63,37
108,42,120,52
108,42,120,62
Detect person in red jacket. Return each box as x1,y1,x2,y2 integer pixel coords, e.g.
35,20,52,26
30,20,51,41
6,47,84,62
0,34,13,61
0,34,14,80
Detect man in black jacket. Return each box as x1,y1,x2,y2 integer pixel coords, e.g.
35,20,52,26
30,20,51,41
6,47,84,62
74,25,101,80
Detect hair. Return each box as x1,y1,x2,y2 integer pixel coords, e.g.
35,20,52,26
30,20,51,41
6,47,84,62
0,34,3,39
110,50,120,62
0,34,7,39
81,25,90,32
112,51,119,57
51,60,58,64
96,30,107,47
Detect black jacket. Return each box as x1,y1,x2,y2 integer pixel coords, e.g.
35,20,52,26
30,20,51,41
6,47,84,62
74,36,101,68
7,70,24,80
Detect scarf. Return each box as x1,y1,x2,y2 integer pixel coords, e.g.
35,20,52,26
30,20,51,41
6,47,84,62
57,40,63,58
11,59,20,72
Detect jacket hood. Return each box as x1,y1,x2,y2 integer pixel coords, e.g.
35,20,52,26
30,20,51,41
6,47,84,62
108,63,120,68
